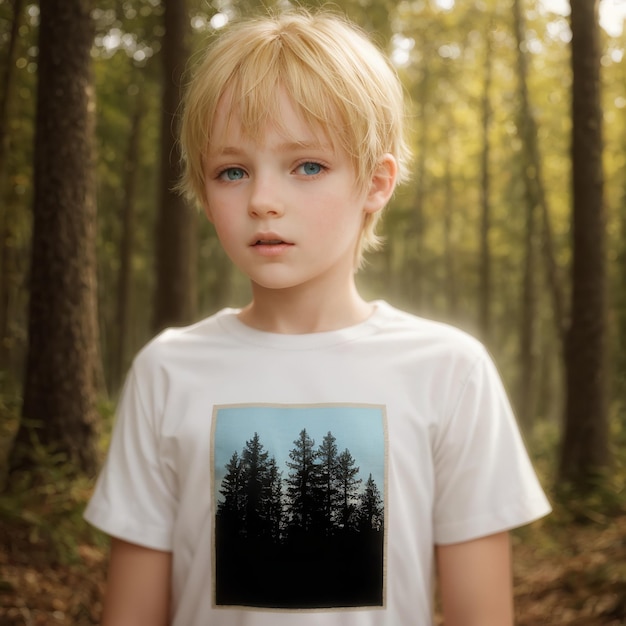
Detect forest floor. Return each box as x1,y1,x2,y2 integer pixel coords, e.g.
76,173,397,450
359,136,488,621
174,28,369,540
0,506,625,625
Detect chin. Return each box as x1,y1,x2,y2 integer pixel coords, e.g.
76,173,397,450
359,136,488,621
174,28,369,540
251,279,305,291
246,270,316,291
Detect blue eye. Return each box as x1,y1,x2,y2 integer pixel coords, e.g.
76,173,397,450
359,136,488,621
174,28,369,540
298,162,323,176
220,167,245,181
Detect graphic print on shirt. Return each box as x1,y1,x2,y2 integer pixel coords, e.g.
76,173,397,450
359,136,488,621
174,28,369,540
212,404,387,610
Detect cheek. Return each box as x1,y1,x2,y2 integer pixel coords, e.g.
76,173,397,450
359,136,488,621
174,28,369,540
205,190,236,228
311,193,366,232
205,203,238,245
212,217,239,246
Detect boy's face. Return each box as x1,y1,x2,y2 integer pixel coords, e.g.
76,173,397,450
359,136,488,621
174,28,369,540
202,91,388,294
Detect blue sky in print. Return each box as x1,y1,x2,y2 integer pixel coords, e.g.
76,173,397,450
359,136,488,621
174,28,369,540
213,404,385,502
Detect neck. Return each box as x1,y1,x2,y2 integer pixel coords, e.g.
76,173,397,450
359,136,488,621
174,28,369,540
238,278,372,334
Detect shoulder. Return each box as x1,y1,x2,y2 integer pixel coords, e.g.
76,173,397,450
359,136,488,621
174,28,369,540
372,301,488,367
131,308,239,375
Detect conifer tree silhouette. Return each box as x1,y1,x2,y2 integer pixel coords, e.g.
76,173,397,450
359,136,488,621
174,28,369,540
264,457,283,542
336,449,362,530
317,431,341,531
217,451,244,529
286,428,320,532
358,473,384,531
242,432,270,538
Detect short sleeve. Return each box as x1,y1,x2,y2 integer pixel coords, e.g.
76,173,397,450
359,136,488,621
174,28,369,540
432,347,551,545
84,359,177,550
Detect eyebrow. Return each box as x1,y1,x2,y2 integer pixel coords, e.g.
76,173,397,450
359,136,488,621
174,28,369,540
209,140,333,156
276,140,333,152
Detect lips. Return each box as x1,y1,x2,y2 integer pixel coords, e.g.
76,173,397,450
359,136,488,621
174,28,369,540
249,233,294,256
250,233,293,246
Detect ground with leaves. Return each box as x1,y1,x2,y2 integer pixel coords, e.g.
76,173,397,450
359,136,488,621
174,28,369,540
0,509,625,625
513,515,626,625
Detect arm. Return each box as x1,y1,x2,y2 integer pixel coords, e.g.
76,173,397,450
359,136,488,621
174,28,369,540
435,531,513,626
101,538,172,626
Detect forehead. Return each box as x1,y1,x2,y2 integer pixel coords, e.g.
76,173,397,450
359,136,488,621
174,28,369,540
209,87,336,152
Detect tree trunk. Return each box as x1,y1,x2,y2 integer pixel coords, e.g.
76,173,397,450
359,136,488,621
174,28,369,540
478,23,493,343
112,95,143,392
152,0,196,333
407,65,430,310
443,128,457,317
518,176,538,432
616,153,626,415
0,0,23,176
0,0,25,371
512,0,538,430
559,0,610,488
9,0,100,476
614,84,626,425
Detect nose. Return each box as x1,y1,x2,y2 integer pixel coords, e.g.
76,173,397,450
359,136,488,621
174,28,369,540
248,176,284,218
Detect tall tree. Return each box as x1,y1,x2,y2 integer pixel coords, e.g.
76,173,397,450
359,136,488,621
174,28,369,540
442,124,458,317
559,0,610,488
511,0,569,429
9,0,100,475
617,161,626,419
513,0,567,346
0,0,23,180
478,21,493,343
614,68,626,424
0,0,25,370
406,63,430,309
112,92,144,391
512,0,540,430
152,0,196,333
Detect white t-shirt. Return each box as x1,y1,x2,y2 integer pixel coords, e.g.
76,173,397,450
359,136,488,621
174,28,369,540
85,301,550,625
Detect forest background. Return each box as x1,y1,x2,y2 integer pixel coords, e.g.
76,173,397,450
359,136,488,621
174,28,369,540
0,0,625,623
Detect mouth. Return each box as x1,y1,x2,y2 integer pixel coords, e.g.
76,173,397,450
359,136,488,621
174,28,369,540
249,235,294,256
250,234,293,246
254,239,286,245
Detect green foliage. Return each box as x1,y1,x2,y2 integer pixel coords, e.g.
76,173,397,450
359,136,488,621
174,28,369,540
0,372,21,474
526,417,626,527
0,456,107,566
0,393,112,566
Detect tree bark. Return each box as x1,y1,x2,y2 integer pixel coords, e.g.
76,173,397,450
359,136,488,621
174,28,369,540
152,0,196,333
0,0,25,370
616,150,626,409
512,0,538,430
559,0,610,488
0,0,23,176
9,0,100,475
112,95,143,392
614,79,626,423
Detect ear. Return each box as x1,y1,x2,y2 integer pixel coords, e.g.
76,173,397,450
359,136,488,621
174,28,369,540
363,154,398,214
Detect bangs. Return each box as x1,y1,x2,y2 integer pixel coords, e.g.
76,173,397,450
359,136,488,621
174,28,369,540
209,42,352,169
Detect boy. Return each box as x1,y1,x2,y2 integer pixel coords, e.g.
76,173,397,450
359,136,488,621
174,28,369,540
85,10,551,626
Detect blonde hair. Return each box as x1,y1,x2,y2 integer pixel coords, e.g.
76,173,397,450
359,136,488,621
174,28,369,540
179,10,411,266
